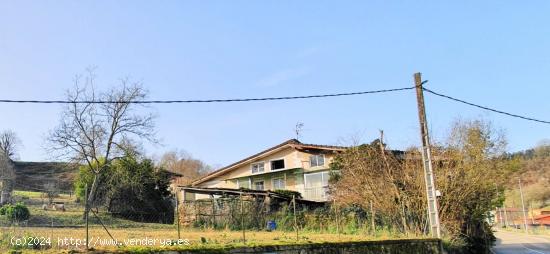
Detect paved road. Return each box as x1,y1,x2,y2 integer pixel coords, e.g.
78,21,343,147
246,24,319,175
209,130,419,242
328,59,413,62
492,230,550,254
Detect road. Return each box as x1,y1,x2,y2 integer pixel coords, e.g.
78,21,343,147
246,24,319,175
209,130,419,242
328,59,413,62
492,230,550,254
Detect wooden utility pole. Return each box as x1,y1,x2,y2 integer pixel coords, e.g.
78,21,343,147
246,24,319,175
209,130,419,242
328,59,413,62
518,178,529,234
414,73,441,238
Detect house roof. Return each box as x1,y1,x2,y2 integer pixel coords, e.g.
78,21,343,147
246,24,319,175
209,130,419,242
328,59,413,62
192,139,347,186
534,214,550,220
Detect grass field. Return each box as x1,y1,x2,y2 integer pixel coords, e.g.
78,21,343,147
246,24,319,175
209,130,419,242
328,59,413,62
0,190,419,253
1,226,418,253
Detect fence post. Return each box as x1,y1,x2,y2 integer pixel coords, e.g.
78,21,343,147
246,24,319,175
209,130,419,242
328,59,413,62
85,183,89,250
293,195,298,241
175,192,181,239
370,200,375,235
51,217,54,244
240,193,246,244
211,194,216,228
334,200,340,237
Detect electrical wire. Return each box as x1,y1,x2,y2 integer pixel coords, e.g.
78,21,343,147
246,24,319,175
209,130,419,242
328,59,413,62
0,86,416,104
422,87,550,125
0,84,548,125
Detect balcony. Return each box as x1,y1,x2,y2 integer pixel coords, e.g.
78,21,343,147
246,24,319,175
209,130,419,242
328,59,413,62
303,186,329,202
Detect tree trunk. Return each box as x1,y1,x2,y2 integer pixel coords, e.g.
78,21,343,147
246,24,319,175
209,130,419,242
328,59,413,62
83,173,100,219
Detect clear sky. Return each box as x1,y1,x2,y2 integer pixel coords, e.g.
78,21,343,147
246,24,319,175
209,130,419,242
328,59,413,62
0,1,549,167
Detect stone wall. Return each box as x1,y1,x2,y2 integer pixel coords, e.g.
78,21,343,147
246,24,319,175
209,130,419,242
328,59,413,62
101,239,442,254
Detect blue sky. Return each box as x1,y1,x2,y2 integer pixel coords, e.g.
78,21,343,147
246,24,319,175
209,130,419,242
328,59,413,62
0,1,549,166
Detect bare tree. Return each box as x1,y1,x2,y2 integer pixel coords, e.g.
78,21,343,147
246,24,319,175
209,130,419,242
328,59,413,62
0,130,21,160
44,181,59,205
158,150,211,185
48,70,157,216
331,119,506,248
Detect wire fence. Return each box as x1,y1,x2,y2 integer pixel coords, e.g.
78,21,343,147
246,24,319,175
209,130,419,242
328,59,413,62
2,187,548,252
0,187,419,252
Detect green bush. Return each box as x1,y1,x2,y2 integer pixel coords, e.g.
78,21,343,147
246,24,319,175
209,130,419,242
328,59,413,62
0,203,30,222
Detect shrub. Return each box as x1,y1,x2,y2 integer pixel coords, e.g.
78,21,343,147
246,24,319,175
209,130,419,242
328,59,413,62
1,203,30,221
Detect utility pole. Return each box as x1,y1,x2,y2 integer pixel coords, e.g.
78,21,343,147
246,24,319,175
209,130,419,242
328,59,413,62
414,72,441,238
518,178,529,234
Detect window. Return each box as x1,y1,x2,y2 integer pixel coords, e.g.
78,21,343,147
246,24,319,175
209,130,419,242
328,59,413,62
272,178,285,190
310,154,325,167
270,159,285,170
304,171,330,188
304,171,330,201
237,179,250,189
251,162,264,174
254,181,264,190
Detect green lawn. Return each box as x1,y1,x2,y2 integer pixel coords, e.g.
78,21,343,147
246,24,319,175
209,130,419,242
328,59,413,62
4,190,174,229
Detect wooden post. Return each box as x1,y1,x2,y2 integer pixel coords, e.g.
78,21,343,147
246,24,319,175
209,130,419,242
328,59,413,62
175,191,181,239
334,200,340,238
370,200,375,235
414,72,441,238
240,193,246,244
210,194,216,228
85,183,89,250
293,195,298,241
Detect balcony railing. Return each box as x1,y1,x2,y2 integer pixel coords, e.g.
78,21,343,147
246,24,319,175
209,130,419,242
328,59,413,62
303,186,329,201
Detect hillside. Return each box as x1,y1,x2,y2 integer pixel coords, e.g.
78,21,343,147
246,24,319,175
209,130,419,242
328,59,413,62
13,161,79,193
504,144,550,209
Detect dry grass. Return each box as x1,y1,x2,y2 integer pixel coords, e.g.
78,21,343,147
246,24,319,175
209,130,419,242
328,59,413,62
2,191,422,253
1,226,416,253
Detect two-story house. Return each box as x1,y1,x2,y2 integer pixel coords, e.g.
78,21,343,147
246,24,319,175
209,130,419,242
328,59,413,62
190,139,346,202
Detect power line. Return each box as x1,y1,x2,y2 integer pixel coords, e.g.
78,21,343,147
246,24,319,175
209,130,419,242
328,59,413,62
0,86,416,104
423,87,550,125
0,84,548,125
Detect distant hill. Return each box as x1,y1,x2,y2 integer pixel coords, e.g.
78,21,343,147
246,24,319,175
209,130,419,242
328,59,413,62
504,145,550,209
13,161,79,193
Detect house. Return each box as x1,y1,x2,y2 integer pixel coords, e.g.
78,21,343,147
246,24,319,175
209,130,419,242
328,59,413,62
189,139,346,202
534,212,550,226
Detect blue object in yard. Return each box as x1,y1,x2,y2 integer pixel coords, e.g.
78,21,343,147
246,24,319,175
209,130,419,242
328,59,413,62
267,220,277,231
